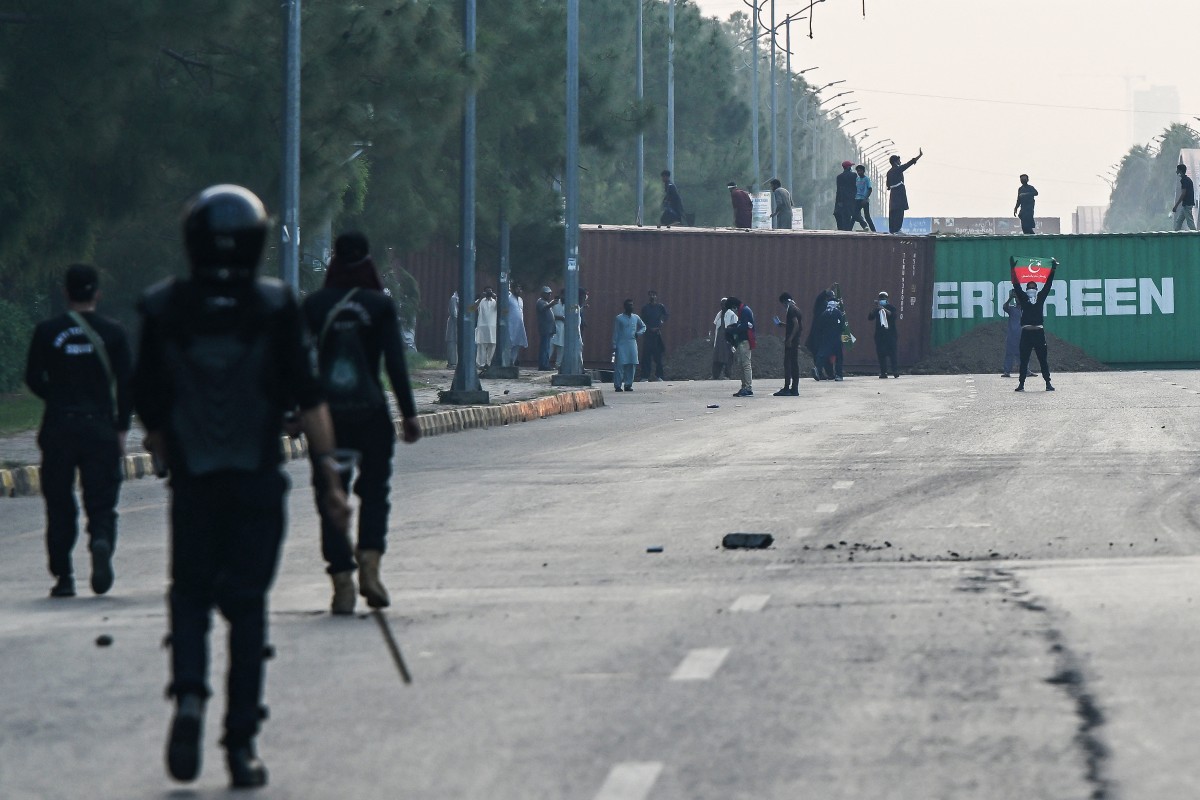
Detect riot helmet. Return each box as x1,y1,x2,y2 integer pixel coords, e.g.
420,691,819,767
183,184,268,283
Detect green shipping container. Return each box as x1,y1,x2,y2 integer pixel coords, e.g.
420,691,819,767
932,233,1200,365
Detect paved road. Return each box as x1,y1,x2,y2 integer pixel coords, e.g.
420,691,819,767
3,372,1200,799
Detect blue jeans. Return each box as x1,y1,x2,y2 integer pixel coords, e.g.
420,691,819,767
537,331,553,369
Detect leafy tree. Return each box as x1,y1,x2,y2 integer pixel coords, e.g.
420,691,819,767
1105,123,1200,232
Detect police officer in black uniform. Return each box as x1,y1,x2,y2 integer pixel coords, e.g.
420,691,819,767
24,264,132,598
133,185,350,788
301,231,421,615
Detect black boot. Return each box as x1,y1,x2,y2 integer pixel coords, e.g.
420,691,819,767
166,694,205,782
226,741,269,788
49,575,75,598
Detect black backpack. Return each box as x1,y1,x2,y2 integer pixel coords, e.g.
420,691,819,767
319,289,386,411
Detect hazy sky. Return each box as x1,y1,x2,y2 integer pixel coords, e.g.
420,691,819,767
690,0,1199,231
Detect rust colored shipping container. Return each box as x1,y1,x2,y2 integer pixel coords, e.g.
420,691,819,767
577,226,935,370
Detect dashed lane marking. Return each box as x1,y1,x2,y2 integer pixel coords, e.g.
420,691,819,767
730,594,770,612
670,648,731,681
893,437,909,443
815,503,838,514
594,762,664,800
832,480,854,490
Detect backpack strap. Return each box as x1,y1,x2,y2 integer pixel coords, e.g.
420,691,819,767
319,288,360,348
67,311,117,423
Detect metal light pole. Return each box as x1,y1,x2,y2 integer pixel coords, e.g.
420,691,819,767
493,208,513,373
446,0,487,402
281,0,300,291
666,0,675,176
553,0,590,387
769,0,777,180
636,0,644,224
784,21,793,191
750,1,760,190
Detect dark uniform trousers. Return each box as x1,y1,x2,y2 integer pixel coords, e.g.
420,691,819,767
875,334,898,377
783,345,800,385
322,410,395,575
640,331,666,379
39,414,122,578
1018,328,1051,383
168,469,286,746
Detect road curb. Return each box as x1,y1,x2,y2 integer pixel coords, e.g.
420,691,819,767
0,388,605,499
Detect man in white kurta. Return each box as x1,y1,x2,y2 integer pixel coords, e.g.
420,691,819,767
611,299,646,392
475,288,498,368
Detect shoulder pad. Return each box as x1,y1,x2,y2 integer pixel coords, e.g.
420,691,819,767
254,277,294,312
138,277,180,316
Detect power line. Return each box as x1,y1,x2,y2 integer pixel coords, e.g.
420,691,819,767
849,85,1200,117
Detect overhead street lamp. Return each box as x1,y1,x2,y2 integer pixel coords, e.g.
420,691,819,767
816,90,851,108
848,125,877,139
838,117,865,130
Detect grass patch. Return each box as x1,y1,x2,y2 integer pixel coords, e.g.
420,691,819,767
0,389,43,436
405,351,445,371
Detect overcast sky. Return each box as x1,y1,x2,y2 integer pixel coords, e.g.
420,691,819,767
689,0,1199,231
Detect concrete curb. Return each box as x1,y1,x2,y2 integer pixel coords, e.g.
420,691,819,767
0,388,605,498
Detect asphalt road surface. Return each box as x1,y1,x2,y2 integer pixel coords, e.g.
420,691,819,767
3,371,1200,799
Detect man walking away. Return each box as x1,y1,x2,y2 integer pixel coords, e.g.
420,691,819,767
868,291,899,378
726,296,756,396
854,165,876,231
774,293,802,395
1173,164,1195,231
639,290,669,381
301,231,422,616
134,185,350,788
886,148,924,234
25,264,132,598
834,161,857,231
769,178,793,230
1010,256,1059,392
1014,174,1039,234
728,182,753,229
611,299,647,392
1000,289,1024,377
660,170,685,226
535,286,556,370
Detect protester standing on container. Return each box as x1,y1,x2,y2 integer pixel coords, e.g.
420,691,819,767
769,178,793,230
1172,164,1195,231
474,286,498,368
638,290,669,381
1000,289,1026,378
867,291,899,378
24,264,132,599
1013,174,1039,235
726,296,756,397
301,232,421,616
886,148,923,234
773,293,803,395
853,165,877,231
728,182,753,229
134,185,350,788
834,161,857,231
611,299,646,392
711,297,737,379
1011,256,1058,392
660,170,685,226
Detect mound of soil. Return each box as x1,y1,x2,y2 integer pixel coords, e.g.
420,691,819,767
666,334,815,381
910,321,1109,374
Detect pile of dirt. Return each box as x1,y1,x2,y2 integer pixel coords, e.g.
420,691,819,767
666,334,815,380
909,321,1109,375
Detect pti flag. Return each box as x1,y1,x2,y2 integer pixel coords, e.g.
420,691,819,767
1012,255,1052,286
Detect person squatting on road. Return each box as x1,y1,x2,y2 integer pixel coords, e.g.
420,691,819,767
611,299,647,392
774,293,803,396
711,298,737,379
301,232,421,616
639,290,668,381
1014,174,1038,235
1000,288,1025,378
886,148,923,234
24,263,133,598
868,291,899,379
726,296,756,397
1010,256,1058,392
134,185,351,789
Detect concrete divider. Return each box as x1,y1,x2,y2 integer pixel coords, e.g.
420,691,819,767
0,389,606,498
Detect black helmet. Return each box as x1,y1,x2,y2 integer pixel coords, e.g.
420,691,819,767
183,184,268,282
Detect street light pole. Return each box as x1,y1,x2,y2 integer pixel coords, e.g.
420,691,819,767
667,0,675,176
785,19,792,192
750,0,760,190
553,0,590,387
281,0,300,291
636,0,644,224
769,0,777,181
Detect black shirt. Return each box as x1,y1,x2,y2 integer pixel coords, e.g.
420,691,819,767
1011,265,1057,327
1180,175,1195,207
1016,184,1038,215
783,303,802,346
640,301,669,331
25,310,133,432
835,169,857,206
868,302,899,338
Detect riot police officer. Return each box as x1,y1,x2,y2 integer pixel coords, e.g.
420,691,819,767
133,185,350,788
301,231,421,615
24,264,132,598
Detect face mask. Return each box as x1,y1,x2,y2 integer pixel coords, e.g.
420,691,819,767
1026,290,1037,303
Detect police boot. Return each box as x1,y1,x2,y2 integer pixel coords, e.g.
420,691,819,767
225,741,268,788
356,550,390,609
166,694,206,782
330,571,356,616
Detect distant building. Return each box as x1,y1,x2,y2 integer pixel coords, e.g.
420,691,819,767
1073,206,1107,234
1132,85,1180,145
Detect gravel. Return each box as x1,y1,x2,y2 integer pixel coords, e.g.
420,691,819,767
910,321,1109,375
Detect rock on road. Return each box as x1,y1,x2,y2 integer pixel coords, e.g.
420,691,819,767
2,371,1200,799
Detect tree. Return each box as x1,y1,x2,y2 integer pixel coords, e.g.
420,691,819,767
1105,123,1200,232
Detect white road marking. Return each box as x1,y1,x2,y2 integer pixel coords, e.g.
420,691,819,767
594,762,664,800
765,563,793,571
868,450,891,456
893,437,909,443
794,526,814,539
730,594,770,612
910,425,925,431
815,503,838,513
670,648,731,681
832,480,854,490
